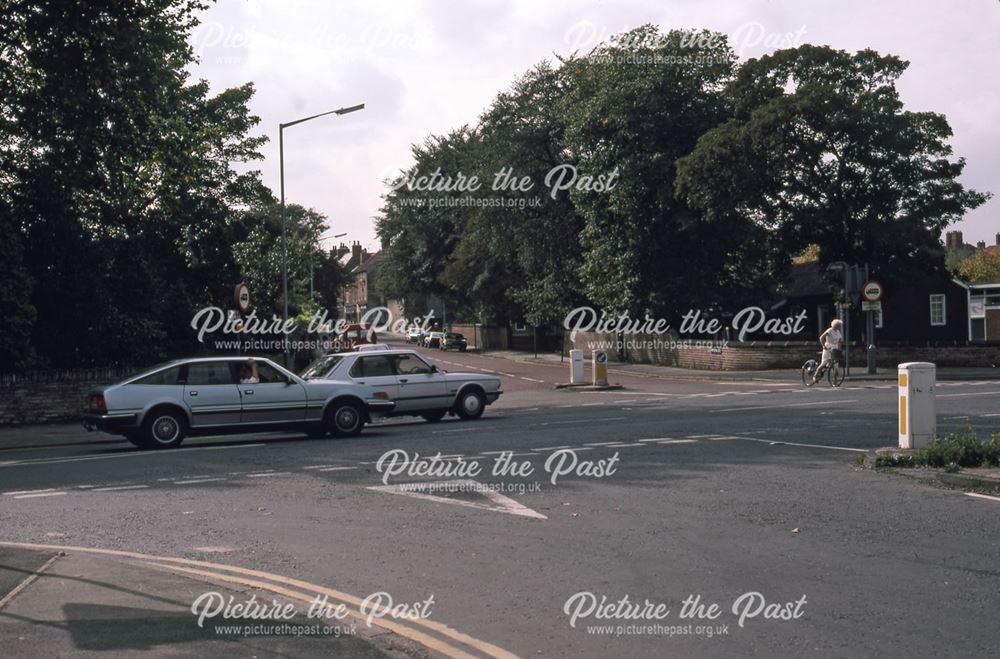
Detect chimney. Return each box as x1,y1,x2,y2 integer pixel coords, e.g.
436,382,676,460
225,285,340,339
336,242,349,258
977,241,986,250
995,232,1000,246
945,231,964,250
351,241,362,263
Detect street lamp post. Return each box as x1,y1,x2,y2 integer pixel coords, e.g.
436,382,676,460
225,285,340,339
280,103,364,367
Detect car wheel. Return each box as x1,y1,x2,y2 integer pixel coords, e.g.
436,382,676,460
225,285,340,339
455,389,485,420
140,409,186,449
421,410,447,423
326,400,364,437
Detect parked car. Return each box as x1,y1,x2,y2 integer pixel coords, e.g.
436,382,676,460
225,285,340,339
405,327,425,344
83,357,395,449
440,332,468,352
300,349,502,422
423,331,446,348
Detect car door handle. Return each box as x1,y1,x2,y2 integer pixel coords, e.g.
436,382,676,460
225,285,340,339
244,389,254,395
188,391,198,396
399,378,408,383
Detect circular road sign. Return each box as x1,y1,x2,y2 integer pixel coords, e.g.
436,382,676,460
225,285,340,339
595,351,608,364
235,283,251,313
862,280,883,302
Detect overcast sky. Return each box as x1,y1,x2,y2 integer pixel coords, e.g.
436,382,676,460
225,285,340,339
188,0,999,253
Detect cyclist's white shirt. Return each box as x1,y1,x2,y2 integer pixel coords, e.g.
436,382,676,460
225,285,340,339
824,329,843,349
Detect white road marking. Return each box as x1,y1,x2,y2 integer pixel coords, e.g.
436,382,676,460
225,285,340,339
301,465,338,470
604,443,647,447
367,479,547,519
584,441,622,446
717,399,858,412
518,376,545,383
655,439,697,444
0,442,268,469
938,391,1000,398
246,471,290,478
92,485,149,492
316,466,358,472
532,445,572,451
174,478,228,485
965,492,1000,503
728,436,867,453
12,491,67,499
3,488,56,496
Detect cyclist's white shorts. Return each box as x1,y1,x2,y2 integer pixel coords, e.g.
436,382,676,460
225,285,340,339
821,348,834,365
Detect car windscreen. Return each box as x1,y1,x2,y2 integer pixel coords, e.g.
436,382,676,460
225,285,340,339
300,355,344,380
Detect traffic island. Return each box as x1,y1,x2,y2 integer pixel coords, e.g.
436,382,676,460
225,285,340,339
554,382,624,391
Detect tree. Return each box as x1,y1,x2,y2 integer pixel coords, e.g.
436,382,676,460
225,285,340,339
559,25,749,316
676,45,990,284
0,1,274,368
957,250,1000,284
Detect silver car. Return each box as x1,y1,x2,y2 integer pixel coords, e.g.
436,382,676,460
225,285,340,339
83,356,395,449
301,349,502,422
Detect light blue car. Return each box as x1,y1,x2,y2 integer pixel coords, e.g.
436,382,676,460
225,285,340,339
83,356,395,449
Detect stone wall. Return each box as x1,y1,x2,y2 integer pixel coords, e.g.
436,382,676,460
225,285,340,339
0,367,137,426
450,324,509,350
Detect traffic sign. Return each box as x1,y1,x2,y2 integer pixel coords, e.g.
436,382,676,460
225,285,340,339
862,280,883,302
862,300,882,312
235,283,251,313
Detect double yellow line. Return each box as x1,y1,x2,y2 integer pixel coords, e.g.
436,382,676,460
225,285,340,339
0,541,518,659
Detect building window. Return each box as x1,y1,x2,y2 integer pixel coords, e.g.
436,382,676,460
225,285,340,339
929,294,946,326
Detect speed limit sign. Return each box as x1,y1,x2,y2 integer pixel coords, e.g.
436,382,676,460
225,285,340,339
862,280,883,302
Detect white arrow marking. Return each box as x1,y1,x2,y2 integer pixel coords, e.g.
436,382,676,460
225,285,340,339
367,479,547,519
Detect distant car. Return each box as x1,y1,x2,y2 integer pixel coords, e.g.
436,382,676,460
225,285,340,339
301,348,502,423
354,344,391,352
83,357,395,449
440,332,468,352
423,331,446,348
405,328,425,344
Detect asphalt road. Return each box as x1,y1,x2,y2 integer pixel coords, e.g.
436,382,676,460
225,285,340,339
2,344,999,657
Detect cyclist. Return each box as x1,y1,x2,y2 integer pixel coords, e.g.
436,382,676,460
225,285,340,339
812,319,844,384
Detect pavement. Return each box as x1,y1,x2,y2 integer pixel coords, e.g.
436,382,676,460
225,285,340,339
0,544,425,658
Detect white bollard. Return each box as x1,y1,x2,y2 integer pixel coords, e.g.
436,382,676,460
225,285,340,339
898,362,936,449
569,349,585,384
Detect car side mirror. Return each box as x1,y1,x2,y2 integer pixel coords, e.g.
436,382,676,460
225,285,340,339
429,365,438,373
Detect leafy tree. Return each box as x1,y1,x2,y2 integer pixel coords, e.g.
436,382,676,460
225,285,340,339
559,25,747,316
676,45,990,284
957,250,1000,284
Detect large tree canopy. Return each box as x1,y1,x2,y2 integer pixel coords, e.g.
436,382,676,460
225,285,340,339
0,1,342,370
675,45,990,281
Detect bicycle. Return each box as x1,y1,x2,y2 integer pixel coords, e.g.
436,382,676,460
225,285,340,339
801,349,844,387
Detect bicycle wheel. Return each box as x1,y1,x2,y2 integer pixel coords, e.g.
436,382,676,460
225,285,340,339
828,361,845,387
802,360,818,387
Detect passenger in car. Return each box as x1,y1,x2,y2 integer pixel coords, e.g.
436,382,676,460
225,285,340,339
239,359,260,384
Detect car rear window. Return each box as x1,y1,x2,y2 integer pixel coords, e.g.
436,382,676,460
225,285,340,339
349,355,394,378
133,365,183,385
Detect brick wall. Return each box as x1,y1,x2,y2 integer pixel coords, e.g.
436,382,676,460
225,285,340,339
566,332,1000,370
0,367,137,426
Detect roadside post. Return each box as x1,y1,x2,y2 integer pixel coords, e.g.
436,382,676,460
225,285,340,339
898,362,936,449
570,349,585,384
861,277,882,375
593,350,608,387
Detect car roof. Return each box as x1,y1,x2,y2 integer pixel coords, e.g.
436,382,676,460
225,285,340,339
329,348,428,357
